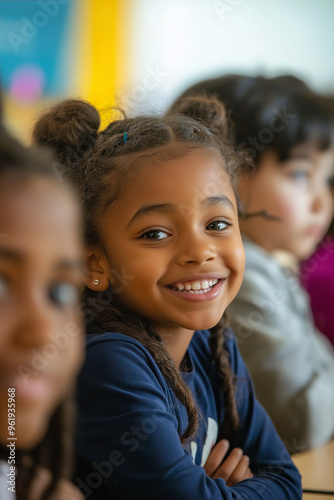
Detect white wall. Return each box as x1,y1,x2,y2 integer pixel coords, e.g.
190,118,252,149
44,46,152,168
126,0,334,114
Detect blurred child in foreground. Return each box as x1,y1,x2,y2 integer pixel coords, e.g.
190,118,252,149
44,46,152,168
0,87,84,499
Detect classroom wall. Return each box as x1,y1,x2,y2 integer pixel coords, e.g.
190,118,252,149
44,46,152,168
126,0,334,115
0,0,135,140
1,0,333,138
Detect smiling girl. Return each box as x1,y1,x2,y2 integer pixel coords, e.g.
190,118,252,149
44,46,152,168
33,96,301,499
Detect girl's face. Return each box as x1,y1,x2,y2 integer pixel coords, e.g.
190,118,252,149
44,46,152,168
239,147,334,259
92,148,245,346
0,177,84,449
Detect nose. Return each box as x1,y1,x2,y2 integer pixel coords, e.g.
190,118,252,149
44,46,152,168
176,230,217,266
13,287,56,350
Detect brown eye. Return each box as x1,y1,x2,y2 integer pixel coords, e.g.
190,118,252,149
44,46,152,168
49,283,80,306
206,220,229,231
141,229,168,240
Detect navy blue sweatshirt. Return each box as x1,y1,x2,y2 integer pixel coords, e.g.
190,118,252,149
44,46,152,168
74,328,302,499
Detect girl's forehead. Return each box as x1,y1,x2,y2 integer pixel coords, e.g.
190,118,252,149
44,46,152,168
124,147,229,185
0,177,80,249
0,175,77,211
106,149,237,219
102,144,236,210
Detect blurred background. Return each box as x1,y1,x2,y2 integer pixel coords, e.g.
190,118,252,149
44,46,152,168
1,0,334,142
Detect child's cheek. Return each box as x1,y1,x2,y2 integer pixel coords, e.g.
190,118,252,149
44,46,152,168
276,197,296,221
271,186,303,224
220,236,245,303
228,238,245,276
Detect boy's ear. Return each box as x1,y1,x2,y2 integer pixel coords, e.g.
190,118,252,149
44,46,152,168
85,246,110,291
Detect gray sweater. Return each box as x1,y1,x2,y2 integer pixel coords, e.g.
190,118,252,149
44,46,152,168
228,237,334,452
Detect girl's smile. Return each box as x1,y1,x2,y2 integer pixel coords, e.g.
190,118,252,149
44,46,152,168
0,371,55,401
166,275,226,302
87,148,245,358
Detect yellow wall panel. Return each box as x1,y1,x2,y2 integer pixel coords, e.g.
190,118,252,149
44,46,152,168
77,0,134,122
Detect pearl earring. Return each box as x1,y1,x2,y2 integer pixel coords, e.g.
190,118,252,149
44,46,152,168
93,279,100,286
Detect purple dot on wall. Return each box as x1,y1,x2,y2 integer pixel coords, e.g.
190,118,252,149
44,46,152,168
9,64,45,103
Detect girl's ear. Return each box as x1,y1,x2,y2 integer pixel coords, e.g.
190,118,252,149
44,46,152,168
85,247,110,291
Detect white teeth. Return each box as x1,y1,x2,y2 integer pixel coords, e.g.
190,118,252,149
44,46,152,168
192,281,201,290
171,278,219,292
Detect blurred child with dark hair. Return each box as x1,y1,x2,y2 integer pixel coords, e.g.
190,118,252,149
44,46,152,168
174,75,334,452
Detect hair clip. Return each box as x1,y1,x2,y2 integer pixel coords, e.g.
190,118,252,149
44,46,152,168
123,132,128,143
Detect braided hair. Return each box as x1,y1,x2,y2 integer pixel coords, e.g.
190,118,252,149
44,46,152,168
33,96,251,442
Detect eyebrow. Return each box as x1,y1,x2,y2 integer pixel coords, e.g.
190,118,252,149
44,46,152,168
127,196,236,228
0,248,84,273
0,248,24,264
127,204,172,228
287,154,312,161
201,196,236,212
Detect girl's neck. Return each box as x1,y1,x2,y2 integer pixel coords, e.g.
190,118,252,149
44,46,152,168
154,325,195,368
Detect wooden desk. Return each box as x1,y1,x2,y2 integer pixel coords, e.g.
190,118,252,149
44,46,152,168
303,496,334,499
292,440,334,497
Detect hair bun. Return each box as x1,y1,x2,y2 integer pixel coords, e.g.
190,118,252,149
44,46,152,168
167,95,231,142
33,99,100,165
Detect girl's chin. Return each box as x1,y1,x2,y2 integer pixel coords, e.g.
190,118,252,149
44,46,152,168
14,432,46,450
14,416,49,450
295,243,319,261
180,315,225,332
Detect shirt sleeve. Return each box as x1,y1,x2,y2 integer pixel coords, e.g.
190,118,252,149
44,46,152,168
74,334,301,500
228,251,334,451
223,330,302,499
